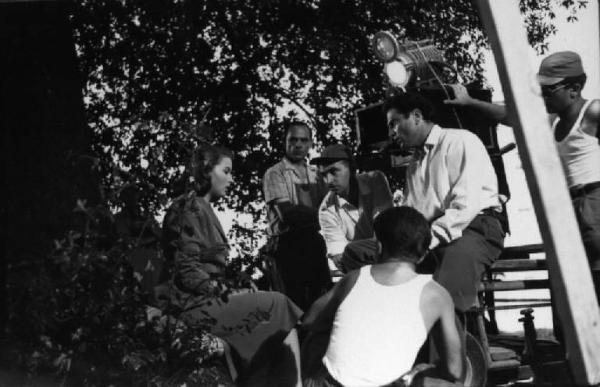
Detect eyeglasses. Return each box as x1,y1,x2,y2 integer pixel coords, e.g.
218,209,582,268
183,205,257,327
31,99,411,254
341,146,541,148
540,82,568,97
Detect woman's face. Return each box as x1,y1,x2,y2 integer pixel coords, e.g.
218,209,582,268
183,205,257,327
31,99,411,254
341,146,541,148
209,156,233,199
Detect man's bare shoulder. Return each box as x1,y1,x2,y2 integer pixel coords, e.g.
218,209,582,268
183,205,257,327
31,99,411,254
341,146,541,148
421,280,454,312
584,99,600,124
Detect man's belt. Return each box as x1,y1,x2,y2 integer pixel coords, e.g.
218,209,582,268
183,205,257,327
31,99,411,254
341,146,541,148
570,181,600,199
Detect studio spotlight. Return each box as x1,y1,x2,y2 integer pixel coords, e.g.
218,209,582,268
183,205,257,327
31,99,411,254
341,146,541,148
372,31,399,63
371,31,455,89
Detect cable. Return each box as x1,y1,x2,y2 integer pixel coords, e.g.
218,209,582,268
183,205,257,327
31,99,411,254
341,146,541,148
415,41,464,129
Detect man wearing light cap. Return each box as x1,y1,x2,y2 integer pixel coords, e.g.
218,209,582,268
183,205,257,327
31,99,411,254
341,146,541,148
311,144,394,272
446,50,600,298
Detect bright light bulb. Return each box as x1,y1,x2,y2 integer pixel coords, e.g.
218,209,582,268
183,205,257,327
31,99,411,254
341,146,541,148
385,61,409,87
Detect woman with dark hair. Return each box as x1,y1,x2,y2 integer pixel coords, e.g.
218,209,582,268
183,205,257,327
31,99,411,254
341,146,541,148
162,144,303,386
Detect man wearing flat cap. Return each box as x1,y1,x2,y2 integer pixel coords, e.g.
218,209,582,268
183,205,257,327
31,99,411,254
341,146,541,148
446,50,600,299
311,144,394,272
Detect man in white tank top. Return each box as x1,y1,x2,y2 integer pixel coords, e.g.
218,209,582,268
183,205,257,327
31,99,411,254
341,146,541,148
445,51,600,300
302,207,463,386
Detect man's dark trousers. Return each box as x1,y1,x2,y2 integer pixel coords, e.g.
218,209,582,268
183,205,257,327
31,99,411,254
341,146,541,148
274,227,332,311
420,214,505,312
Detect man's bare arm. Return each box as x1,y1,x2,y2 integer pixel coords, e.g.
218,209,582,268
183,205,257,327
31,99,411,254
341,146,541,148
302,270,359,332
444,84,511,126
437,289,463,381
582,99,600,141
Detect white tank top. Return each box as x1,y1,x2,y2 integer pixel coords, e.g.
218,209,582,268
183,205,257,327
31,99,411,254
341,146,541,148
323,266,430,386
555,99,600,188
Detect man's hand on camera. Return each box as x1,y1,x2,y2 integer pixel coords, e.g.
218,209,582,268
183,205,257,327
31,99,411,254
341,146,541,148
443,84,474,106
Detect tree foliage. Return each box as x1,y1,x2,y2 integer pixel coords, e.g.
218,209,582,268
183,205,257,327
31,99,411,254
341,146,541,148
5,200,236,386
71,0,587,220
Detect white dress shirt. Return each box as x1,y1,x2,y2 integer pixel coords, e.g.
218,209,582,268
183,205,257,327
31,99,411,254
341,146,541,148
402,125,502,248
319,171,393,257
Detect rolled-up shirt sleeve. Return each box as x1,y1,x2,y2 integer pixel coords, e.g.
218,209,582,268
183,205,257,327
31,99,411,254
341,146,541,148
319,206,349,257
263,168,289,204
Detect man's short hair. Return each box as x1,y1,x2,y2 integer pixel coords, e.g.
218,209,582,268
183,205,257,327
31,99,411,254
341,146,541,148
382,92,435,121
374,206,431,261
284,121,312,141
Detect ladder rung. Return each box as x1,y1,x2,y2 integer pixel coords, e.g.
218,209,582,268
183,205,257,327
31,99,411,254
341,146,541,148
489,346,518,361
482,302,552,311
499,244,544,259
490,259,547,272
488,358,522,370
479,279,550,292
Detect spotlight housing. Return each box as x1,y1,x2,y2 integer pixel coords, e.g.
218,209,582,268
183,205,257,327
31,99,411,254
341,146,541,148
371,31,399,63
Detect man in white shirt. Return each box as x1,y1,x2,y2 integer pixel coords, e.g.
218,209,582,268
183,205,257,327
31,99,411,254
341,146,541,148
310,144,394,272
384,92,505,312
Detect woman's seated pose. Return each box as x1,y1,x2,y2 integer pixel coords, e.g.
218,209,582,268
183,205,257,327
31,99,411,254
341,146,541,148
162,144,302,386
303,206,463,387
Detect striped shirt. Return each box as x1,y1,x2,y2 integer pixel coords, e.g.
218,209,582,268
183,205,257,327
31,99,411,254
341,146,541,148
263,157,327,236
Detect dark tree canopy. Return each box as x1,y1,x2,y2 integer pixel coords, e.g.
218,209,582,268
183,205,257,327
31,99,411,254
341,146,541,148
71,0,587,219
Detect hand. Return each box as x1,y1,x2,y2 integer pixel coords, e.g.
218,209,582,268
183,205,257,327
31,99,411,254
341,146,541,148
429,234,441,251
443,84,474,106
328,254,344,271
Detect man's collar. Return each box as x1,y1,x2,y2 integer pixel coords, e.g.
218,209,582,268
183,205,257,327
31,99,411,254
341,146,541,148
423,124,442,149
323,173,370,209
324,190,339,208
412,125,440,160
282,156,308,171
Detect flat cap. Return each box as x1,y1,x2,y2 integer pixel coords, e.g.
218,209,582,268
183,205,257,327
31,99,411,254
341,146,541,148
310,144,354,165
537,51,584,85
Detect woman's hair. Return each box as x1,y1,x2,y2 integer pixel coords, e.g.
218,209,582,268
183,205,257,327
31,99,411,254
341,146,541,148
187,144,233,196
374,206,431,262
